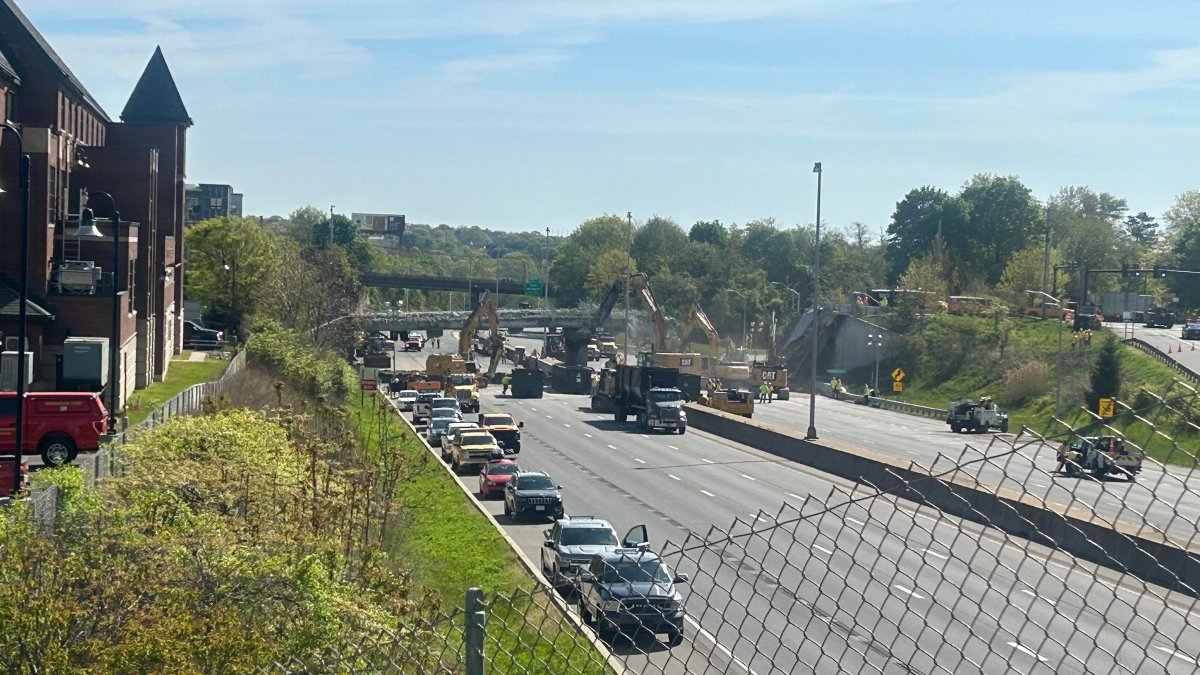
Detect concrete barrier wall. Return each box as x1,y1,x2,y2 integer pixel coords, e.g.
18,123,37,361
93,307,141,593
684,403,1200,598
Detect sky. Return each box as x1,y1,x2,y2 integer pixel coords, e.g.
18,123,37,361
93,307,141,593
25,0,1200,235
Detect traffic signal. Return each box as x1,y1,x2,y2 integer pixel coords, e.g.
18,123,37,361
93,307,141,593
1155,267,1168,279
1121,263,1129,278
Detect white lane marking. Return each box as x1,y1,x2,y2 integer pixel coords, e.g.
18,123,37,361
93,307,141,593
607,444,617,450
1007,642,1048,663
700,489,715,497
893,585,924,600
530,407,538,412
563,423,571,427
749,513,767,522
813,544,833,556
634,458,646,464
923,549,948,560
683,616,758,675
640,434,649,438
846,517,865,527
668,474,680,481
702,458,715,464
1154,647,1198,665
669,445,679,450
1019,589,1056,606
583,433,593,438
741,474,756,481
545,415,553,419
788,492,804,501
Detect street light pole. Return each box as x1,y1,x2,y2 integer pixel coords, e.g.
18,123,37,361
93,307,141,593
867,332,883,394
807,162,822,440
623,212,632,363
84,191,123,430
2,124,30,484
1027,290,1064,416
725,289,749,360
771,281,802,314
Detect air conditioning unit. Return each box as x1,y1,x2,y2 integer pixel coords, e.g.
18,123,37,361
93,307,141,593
0,351,34,391
4,336,27,353
63,337,109,388
53,260,102,294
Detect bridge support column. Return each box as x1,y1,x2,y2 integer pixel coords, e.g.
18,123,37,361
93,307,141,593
563,329,592,368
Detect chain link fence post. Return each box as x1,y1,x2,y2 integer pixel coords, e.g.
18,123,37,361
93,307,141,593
464,587,486,675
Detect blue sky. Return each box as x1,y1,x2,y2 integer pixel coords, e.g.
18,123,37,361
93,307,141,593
27,0,1200,234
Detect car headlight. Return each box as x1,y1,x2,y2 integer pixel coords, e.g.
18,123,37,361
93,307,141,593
601,600,621,612
554,495,563,501
679,411,687,420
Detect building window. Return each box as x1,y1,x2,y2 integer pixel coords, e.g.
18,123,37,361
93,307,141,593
127,260,137,313
4,90,14,124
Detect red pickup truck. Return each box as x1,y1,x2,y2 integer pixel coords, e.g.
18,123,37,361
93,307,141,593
0,392,109,465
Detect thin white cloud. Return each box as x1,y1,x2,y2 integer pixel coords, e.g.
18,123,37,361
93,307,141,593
438,50,572,86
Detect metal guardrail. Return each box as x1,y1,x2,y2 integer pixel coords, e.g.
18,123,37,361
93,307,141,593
1123,337,1200,384
816,383,945,419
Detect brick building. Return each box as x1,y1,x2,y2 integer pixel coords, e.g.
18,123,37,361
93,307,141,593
0,0,190,413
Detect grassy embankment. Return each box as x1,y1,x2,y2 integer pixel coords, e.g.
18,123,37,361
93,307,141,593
862,313,1199,466
124,352,230,426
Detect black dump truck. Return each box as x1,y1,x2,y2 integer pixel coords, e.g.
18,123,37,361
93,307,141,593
592,365,700,434
509,367,545,399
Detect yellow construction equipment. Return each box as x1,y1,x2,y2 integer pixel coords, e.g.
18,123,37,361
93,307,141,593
701,385,755,418
678,302,752,383
457,291,505,382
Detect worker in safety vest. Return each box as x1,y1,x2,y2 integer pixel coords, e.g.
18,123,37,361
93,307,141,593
502,374,512,396
758,383,770,403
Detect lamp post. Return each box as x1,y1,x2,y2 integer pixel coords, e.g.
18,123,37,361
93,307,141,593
623,212,633,364
223,257,238,344
867,331,883,395
771,281,802,313
1027,289,1064,416
807,161,823,440
544,226,552,353
723,288,749,360
749,321,764,363
81,191,123,430
1,124,30,482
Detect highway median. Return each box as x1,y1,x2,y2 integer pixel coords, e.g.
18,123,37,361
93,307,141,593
683,402,1200,598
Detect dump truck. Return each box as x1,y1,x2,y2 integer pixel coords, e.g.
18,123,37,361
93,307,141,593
510,366,545,398
947,397,1009,433
593,365,700,433
1144,307,1176,329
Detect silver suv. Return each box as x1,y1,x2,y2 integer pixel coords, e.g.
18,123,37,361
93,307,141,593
541,519,647,590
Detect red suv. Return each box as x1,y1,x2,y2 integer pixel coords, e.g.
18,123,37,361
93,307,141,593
0,392,109,465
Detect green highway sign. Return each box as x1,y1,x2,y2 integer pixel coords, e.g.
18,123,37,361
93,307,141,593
524,278,544,296
826,369,847,374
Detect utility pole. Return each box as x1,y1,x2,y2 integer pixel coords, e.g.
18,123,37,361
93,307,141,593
328,205,335,245
545,227,551,354
807,162,822,440
867,331,883,395
623,212,633,363
1041,205,1051,320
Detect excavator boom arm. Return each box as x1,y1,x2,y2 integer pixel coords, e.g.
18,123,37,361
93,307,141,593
457,291,500,359
680,302,721,359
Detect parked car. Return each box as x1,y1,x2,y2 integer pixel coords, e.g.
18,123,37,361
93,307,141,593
183,320,224,350
478,458,520,499
0,391,109,464
503,471,564,522
396,390,420,411
575,545,688,646
541,516,626,590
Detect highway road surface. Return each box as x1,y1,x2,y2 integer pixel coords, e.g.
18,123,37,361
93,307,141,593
1128,324,1200,373
390,344,1200,674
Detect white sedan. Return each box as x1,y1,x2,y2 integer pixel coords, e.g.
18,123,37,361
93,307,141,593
396,390,419,411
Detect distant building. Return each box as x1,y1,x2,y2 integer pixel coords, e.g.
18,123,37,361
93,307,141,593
185,183,240,224
351,212,405,251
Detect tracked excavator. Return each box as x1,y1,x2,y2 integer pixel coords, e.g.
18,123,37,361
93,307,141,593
750,312,789,400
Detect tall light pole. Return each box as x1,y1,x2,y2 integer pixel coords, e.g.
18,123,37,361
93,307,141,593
1027,290,1064,417
771,281,802,313
223,257,238,343
807,162,823,440
723,288,749,359
81,191,123,431
2,124,30,482
623,212,633,363
867,331,883,395
544,227,551,353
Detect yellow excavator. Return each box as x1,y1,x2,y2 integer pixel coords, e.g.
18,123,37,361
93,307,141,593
679,302,754,416
750,312,789,401
445,291,504,402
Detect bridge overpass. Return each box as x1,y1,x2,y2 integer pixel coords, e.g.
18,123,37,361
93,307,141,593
360,308,593,333
359,273,556,298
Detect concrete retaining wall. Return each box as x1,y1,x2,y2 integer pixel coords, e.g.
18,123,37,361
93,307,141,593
684,403,1200,598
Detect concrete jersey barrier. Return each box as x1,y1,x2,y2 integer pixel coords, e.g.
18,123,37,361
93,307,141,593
683,402,1200,598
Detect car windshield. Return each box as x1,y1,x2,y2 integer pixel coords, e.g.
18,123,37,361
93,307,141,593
484,415,515,426
399,391,418,398
650,391,681,403
460,433,493,446
432,407,458,417
601,559,671,584
516,475,555,490
486,464,519,476
431,418,452,430
561,528,618,547
418,394,439,402
433,398,457,407
450,375,474,385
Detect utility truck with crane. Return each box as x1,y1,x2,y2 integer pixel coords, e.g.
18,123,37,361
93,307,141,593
947,397,1009,434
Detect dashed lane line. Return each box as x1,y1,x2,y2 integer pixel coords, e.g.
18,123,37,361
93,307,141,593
700,490,715,497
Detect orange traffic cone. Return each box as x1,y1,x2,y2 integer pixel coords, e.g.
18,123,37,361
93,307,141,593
1192,342,1196,351
1168,345,1173,353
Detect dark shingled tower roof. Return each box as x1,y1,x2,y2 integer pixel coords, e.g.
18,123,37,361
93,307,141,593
1,0,105,118
121,46,192,126
0,44,18,84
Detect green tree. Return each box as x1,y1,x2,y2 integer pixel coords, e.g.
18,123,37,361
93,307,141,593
584,249,638,301
896,253,947,330
997,245,1060,309
689,220,728,247
1166,191,1200,307
1121,211,1159,249
633,217,688,276
1048,186,1127,299
184,216,278,333
1087,334,1121,410
958,174,1043,286
885,187,968,283
549,214,635,306
262,242,361,348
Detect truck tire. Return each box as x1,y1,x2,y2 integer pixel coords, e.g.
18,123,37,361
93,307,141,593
677,424,686,435
950,423,961,433
616,407,627,423
40,437,76,466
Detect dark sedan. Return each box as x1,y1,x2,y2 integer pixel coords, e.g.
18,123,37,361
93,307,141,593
1183,324,1200,340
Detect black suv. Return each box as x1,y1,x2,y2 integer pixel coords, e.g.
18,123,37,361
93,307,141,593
575,544,689,646
503,471,564,522
541,518,649,590
183,320,224,350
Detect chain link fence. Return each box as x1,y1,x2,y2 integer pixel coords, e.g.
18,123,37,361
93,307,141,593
256,379,1200,674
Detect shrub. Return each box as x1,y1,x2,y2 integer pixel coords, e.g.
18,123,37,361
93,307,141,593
246,319,356,399
1002,360,1050,405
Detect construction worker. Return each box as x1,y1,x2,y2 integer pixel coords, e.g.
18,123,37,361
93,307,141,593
758,382,770,403
863,383,872,405
501,374,512,396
